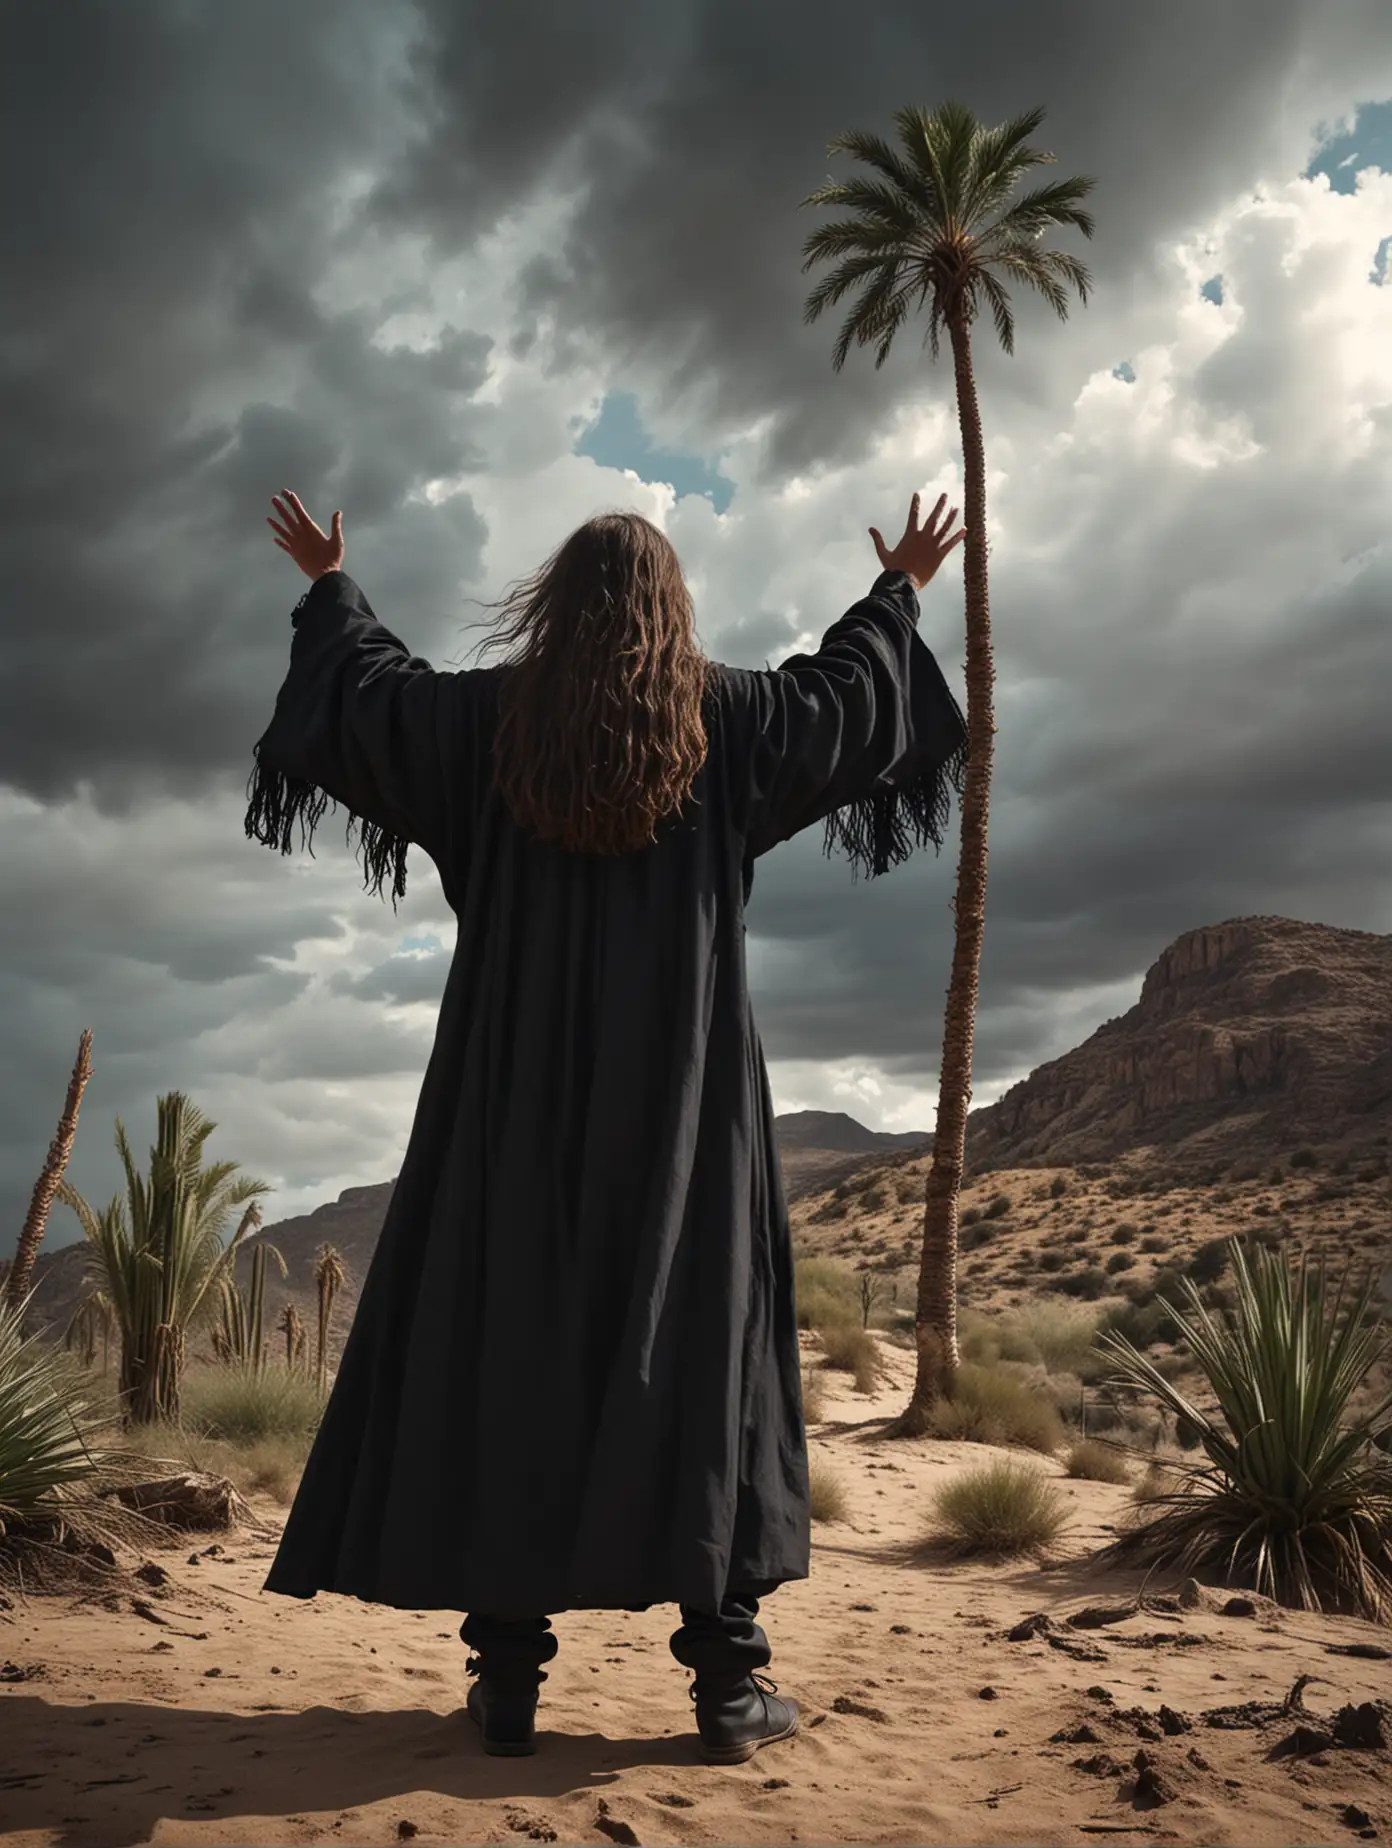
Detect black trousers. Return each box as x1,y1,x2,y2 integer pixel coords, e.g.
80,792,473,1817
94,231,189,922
460,1580,778,1693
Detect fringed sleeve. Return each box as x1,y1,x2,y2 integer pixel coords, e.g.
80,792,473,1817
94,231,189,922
738,569,969,881
244,572,451,910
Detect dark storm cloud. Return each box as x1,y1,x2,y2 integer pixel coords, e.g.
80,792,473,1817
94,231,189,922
373,0,1387,476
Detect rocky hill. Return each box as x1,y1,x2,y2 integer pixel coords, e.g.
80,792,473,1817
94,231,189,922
963,916,1392,1174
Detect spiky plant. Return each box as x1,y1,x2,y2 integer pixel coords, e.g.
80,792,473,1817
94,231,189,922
1093,1237,1392,1622
799,100,1096,1427
55,1092,271,1427
212,1240,288,1375
0,1286,170,1589
63,1288,116,1372
313,1243,346,1393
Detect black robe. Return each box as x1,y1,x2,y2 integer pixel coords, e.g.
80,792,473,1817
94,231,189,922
245,565,967,1617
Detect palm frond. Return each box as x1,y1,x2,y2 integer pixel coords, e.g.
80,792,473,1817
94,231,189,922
803,252,897,327
820,126,933,213
971,267,1018,357
980,175,1098,246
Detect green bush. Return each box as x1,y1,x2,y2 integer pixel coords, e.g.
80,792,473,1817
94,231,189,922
1039,1250,1067,1273
1186,1237,1232,1285
1111,1222,1139,1244
924,1361,1064,1454
960,1205,982,1227
928,1459,1070,1559
180,1361,325,1445
985,1193,1013,1220
1095,1240,1392,1620
795,1257,860,1332
1050,1175,1069,1198
1106,1251,1135,1274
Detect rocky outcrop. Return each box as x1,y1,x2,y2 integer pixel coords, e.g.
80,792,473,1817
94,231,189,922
965,916,1392,1168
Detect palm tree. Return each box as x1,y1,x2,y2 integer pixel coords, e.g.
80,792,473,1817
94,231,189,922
55,1092,271,1427
4,1029,95,1319
799,100,1096,1430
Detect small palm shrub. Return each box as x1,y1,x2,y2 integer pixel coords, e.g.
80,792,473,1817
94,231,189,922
809,1457,848,1523
1064,1438,1130,1484
1094,1238,1392,1620
928,1458,1069,1559
924,1361,1064,1454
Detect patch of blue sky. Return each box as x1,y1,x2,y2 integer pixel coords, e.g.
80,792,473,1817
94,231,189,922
572,390,736,512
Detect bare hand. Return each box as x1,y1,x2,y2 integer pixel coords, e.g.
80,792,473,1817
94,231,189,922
267,491,345,581
869,492,966,590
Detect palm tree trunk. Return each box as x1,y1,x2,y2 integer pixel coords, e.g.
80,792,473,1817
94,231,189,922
4,1029,94,1319
889,306,997,1435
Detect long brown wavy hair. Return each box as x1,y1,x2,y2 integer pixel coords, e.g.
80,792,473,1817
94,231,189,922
470,510,714,856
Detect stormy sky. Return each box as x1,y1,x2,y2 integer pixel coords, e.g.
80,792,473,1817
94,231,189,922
3,0,1390,1251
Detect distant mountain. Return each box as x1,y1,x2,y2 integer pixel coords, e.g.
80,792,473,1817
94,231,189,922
774,1111,931,1153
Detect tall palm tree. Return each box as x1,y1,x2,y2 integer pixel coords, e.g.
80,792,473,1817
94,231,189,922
799,100,1096,1430
55,1092,271,1427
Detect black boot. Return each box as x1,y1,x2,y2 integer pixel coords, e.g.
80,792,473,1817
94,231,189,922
689,1669,800,1765
464,1654,544,1756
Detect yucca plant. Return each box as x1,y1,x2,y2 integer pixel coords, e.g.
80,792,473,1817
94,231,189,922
279,1298,309,1375
0,1287,168,1588
56,1092,272,1428
1093,1237,1392,1622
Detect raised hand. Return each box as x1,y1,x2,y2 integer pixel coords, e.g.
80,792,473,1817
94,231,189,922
267,490,345,581
869,491,966,590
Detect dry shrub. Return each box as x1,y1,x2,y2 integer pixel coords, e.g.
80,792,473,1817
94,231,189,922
795,1256,860,1332
809,1457,849,1524
1064,1437,1131,1484
819,1324,884,1394
924,1361,1064,1455
927,1458,1069,1559
800,1365,826,1426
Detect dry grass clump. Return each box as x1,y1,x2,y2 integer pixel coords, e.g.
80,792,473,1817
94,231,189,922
927,1458,1070,1559
818,1324,885,1394
795,1256,861,1333
923,1361,1065,1455
1063,1437,1131,1484
800,1365,826,1426
808,1457,849,1524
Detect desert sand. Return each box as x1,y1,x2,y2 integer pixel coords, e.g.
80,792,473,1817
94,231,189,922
2,1334,1388,1847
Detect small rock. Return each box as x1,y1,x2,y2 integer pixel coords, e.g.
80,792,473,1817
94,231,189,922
134,1562,169,1587
1074,1753,1124,1777
1086,1686,1115,1703
1221,1596,1257,1617
993,1728,1008,1737
849,1602,876,1612
1052,1724,1102,1745
395,1826,418,1842
651,1794,695,1808
1341,1805,1373,1830
1282,1724,1337,1757
203,1667,222,1678
1186,1747,1211,1770
889,1624,911,1635
761,1779,790,1791
1158,1705,1193,1735
1333,1702,1390,1750
1007,1613,1051,1641
1132,1749,1177,1805
831,1695,889,1724
978,1686,999,1700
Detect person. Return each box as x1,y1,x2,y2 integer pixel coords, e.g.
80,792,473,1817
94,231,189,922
248,487,969,1764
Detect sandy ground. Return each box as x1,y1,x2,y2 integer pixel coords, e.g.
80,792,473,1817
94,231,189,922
2,1339,1389,1847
